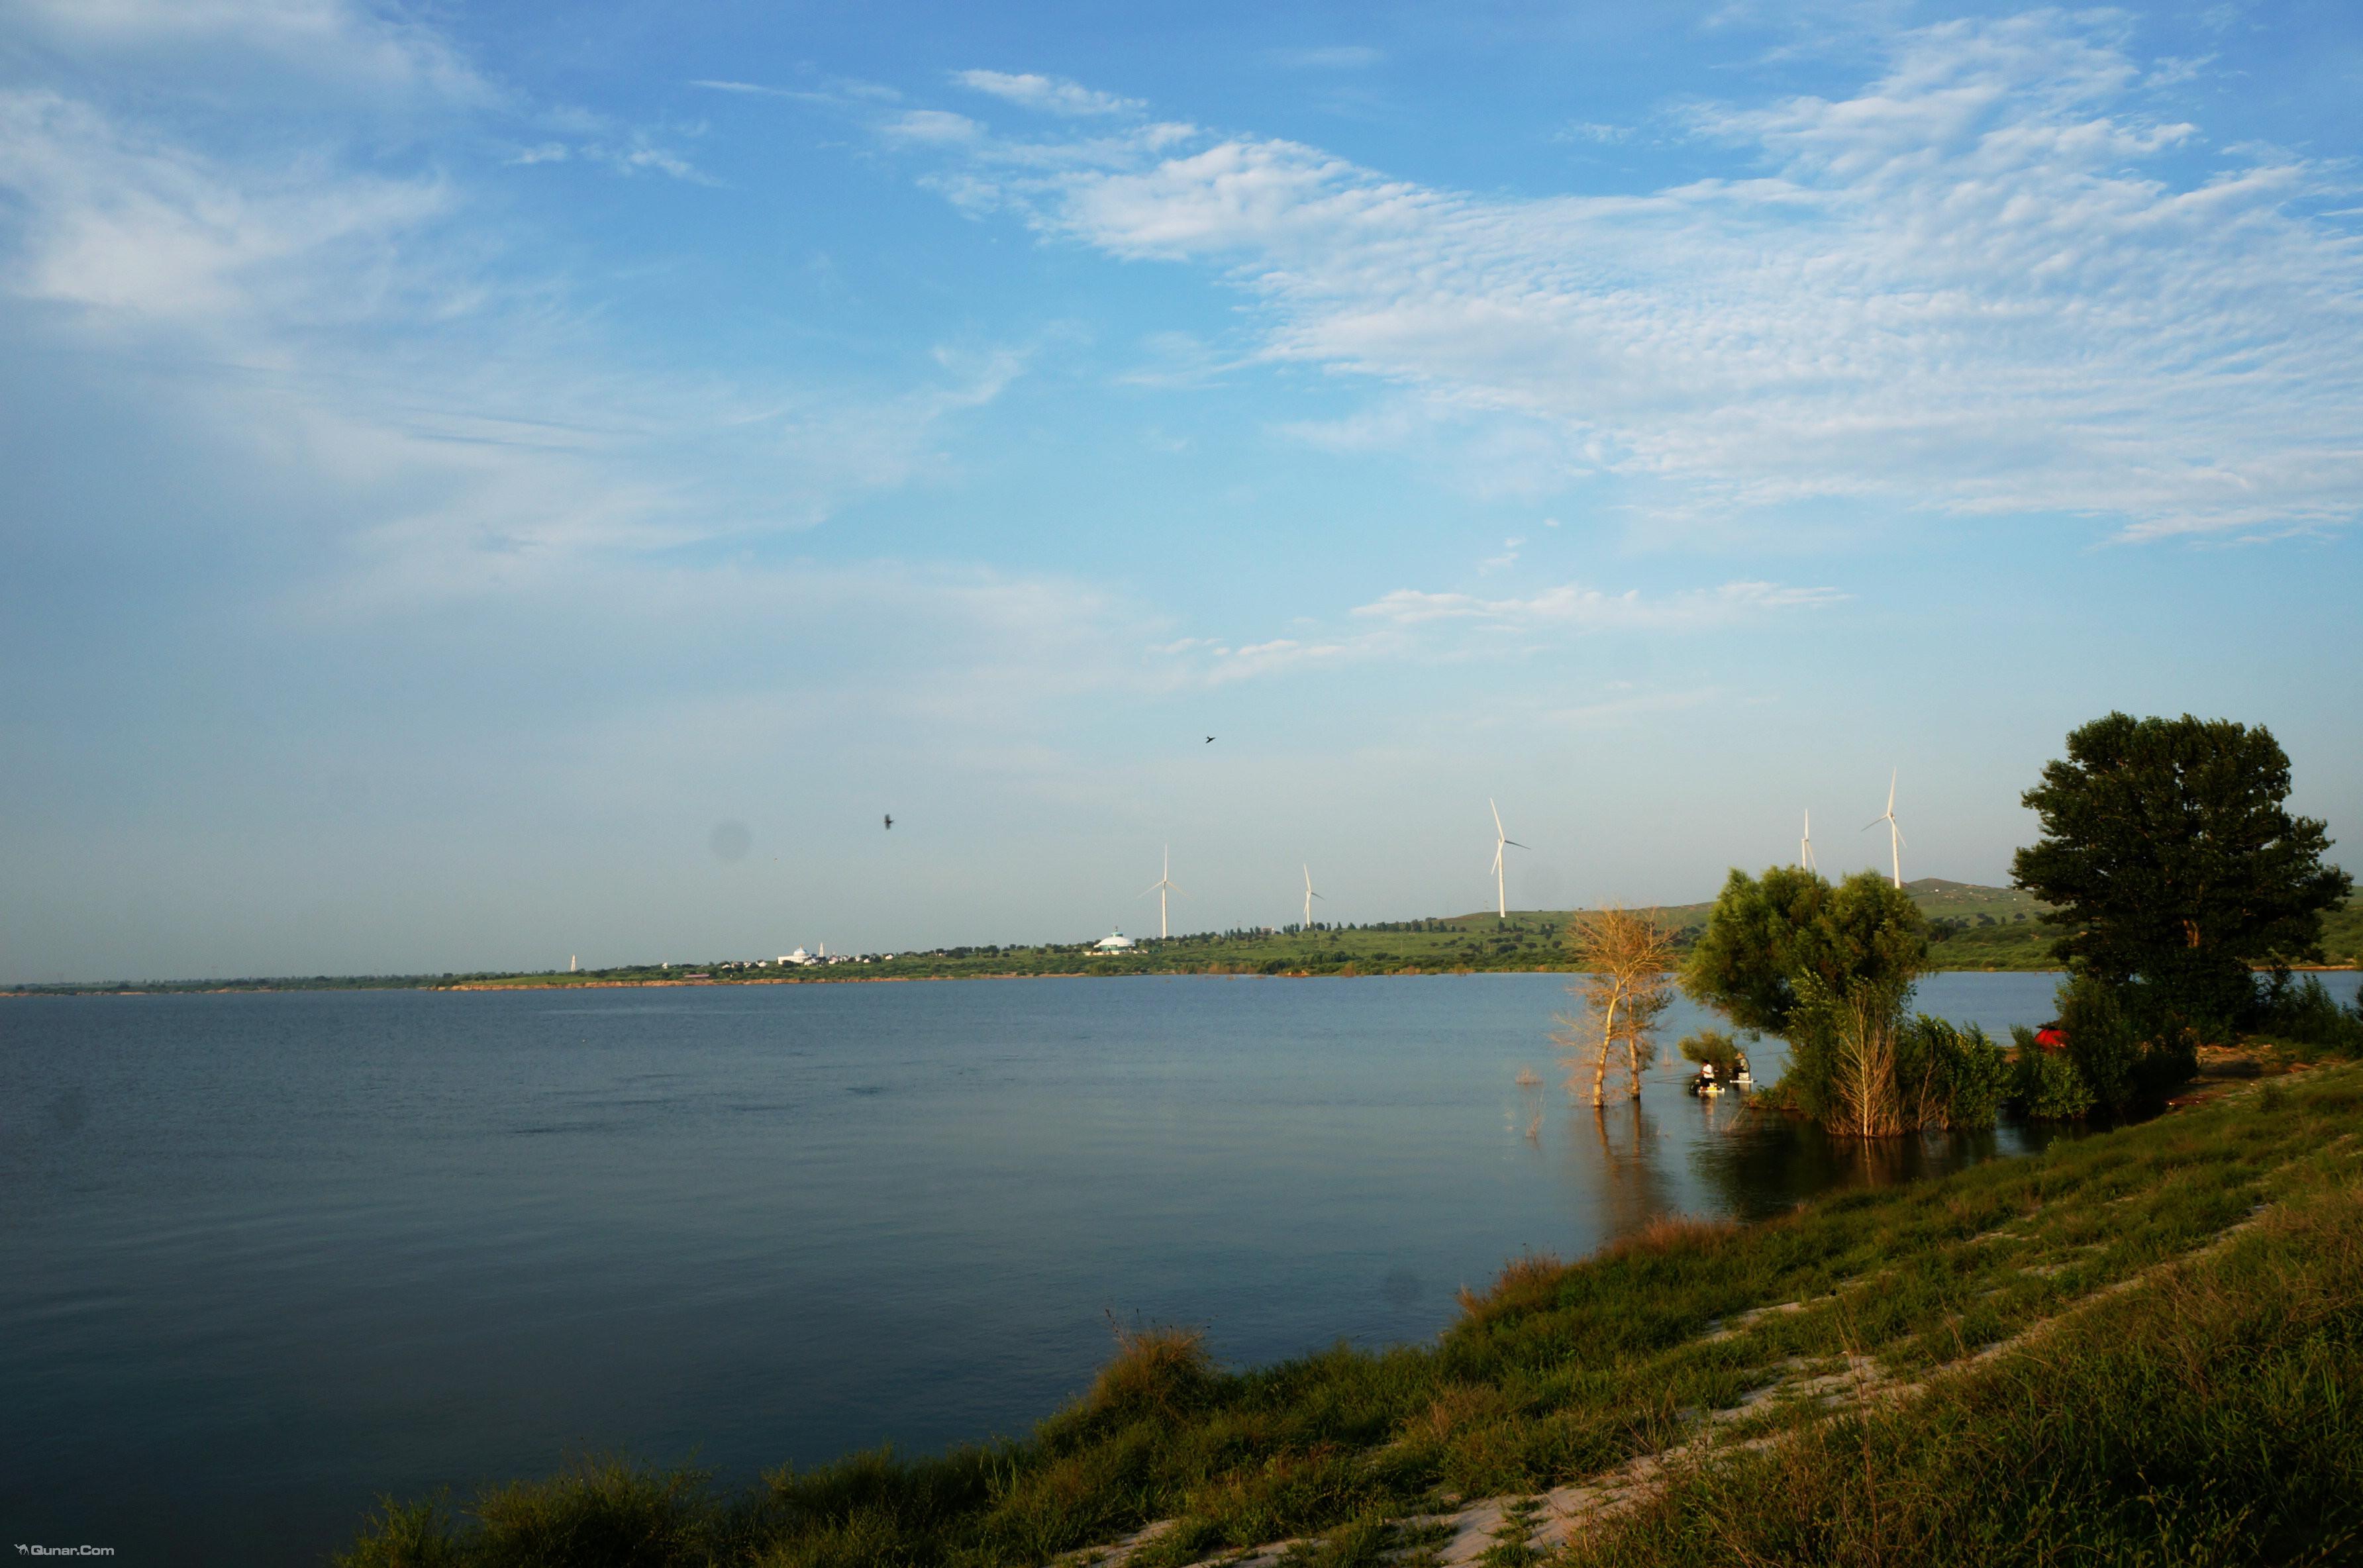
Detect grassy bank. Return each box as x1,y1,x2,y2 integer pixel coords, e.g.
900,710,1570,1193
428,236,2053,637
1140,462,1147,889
341,1053,2362,1567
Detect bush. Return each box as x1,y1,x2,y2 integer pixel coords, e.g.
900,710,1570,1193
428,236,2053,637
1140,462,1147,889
2248,973,2363,1054
2008,1026,2095,1122
2055,973,2193,1115
1901,1017,2010,1130
1678,1029,1746,1078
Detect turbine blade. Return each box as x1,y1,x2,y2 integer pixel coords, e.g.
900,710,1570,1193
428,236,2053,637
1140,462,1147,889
1863,818,1884,832
1311,891,1326,900
1491,799,1504,836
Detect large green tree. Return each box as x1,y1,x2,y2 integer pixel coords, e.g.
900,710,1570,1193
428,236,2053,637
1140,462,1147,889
1681,866,1928,1037
2011,712,2350,1033
1682,867,1932,1133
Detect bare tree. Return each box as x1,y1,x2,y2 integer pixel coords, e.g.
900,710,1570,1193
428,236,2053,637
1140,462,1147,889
1557,906,1677,1105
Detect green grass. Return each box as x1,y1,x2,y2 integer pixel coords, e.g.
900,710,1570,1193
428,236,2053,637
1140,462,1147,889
338,1061,2363,1568
2320,897,2363,968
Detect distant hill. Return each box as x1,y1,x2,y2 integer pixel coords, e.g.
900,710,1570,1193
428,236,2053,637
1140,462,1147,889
1440,878,2045,943
19,884,2354,995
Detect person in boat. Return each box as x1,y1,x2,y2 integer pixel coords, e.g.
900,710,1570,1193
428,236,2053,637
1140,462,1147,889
1698,1060,1719,1093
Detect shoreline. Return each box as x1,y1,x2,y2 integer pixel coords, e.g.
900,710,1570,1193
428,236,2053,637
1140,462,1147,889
8,961,2356,999
333,1054,2363,1566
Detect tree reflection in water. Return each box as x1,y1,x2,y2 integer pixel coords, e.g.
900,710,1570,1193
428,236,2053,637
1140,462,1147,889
1687,1104,2025,1222
1578,1098,1680,1246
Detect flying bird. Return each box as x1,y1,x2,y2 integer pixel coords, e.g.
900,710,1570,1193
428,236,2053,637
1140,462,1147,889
1205,736,1216,744
883,814,893,830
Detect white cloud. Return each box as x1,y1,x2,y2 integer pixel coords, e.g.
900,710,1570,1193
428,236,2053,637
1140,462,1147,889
1352,580,1848,629
0,83,1022,603
891,14,2363,542
885,109,985,146
9,0,492,104
1143,575,1841,689
1262,46,1383,70
952,70,1143,119
0,89,454,324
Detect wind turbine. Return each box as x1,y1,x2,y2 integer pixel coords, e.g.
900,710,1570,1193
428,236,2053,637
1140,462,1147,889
1302,863,1326,930
1489,799,1527,921
1863,770,1905,889
1800,810,1817,873
1142,846,1182,939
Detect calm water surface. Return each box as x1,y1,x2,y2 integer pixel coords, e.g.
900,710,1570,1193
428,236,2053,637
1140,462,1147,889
5,971,2353,1563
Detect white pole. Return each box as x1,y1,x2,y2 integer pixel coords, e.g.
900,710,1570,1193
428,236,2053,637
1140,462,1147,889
1889,771,1901,889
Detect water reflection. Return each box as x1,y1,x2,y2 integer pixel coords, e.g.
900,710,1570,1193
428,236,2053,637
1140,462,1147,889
1576,1099,1680,1245
1686,1103,2068,1222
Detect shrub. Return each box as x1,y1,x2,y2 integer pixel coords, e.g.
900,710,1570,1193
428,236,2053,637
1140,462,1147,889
2054,973,2193,1115
1077,1322,1216,1427
1901,1017,2010,1130
468,1459,717,1568
1677,1029,1745,1078
2249,973,2363,1054
2009,1026,2095,1121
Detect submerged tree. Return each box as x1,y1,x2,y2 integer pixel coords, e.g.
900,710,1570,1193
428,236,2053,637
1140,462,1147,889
1559,906,1676,1105
2012,712,2351,1041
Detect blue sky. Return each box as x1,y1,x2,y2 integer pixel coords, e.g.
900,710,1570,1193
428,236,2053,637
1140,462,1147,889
3,0,2358,979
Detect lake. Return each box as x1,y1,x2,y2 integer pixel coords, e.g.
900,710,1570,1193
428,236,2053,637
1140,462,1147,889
3,971,2352,1564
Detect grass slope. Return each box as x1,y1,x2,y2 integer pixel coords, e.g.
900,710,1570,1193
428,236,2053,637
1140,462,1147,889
340,1057,2363,1568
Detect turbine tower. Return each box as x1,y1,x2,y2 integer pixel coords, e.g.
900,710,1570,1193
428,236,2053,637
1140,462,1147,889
1863,770,1906,889
1489,799,1527,921
1142,846,1182,940
1800,810,1817,873
1302,863,1326,930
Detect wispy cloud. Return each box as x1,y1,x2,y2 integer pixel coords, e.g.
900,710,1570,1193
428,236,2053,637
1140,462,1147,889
1262,46,1383,70
1479,536,1525,573
952,70,1142,118
1352,580,1848,630
9,0,493,105
1146,575,1842,689
0,77,1016,602
885,15,2363,542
